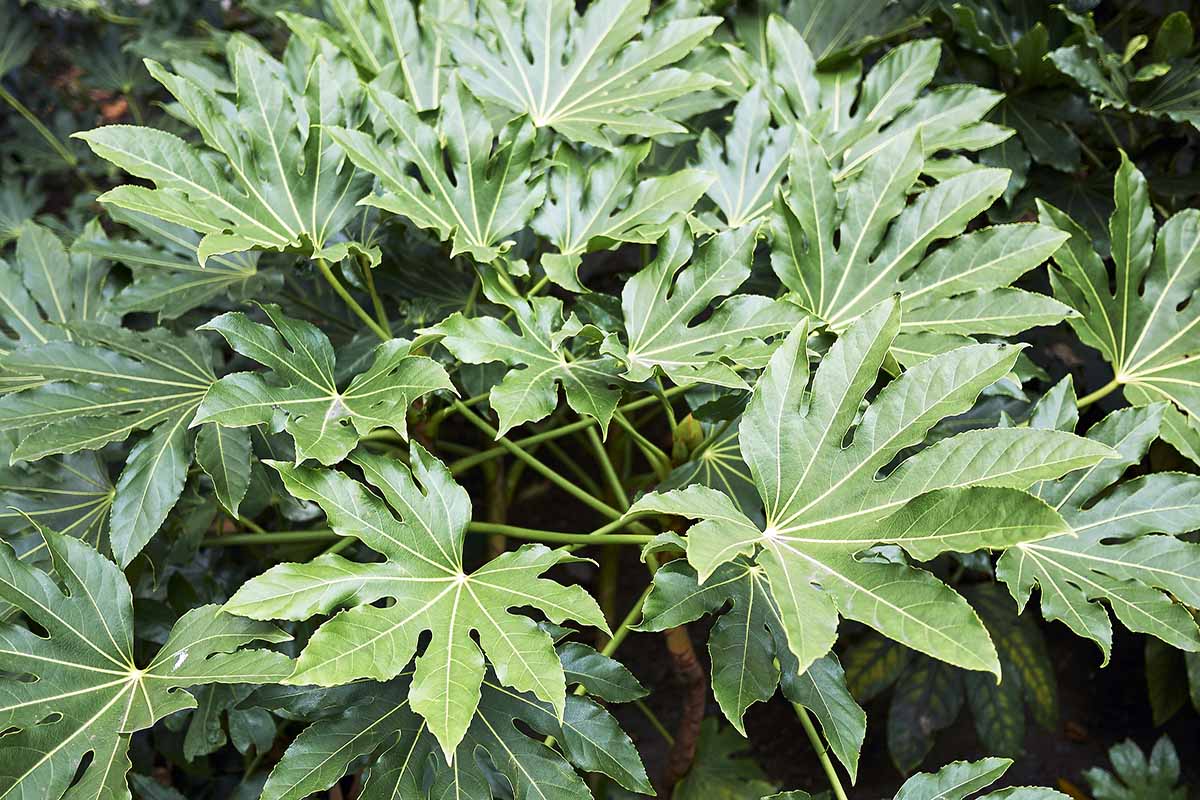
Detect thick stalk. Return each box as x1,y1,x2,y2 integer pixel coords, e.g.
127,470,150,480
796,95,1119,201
202,524,653,548
587,426,630,508
358,255,391,334
452,401,625,520
660,625,707,794
1077,377,1121,409
448,386,689,474
314,257,390,341
794,703,850,800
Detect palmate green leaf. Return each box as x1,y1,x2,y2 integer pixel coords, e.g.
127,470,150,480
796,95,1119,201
893,757,1069,800
0,452,114,551
1040,153,1200,422
771,123,1072,344
224,444,608,760
445,0,722,147
640,557,865,780
0,526,291,800
697,86,794,230
280,0,466,111
73,207,275,321
532,142,713,291
425,273,625,436
194,304,451,466
998,380,1200,662
0,326,217,565
75,33,373,265
328,80,542,265
630,299,1113,679
0,221,117,392
253,644,650,800
603,224,805,388
728,19,1009,176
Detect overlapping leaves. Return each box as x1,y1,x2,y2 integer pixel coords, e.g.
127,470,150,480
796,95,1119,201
630,299,1113,678
250,640,650,800
76,33,372,264
0,526,290,800
224,444,609,759
195,303,450,466
998,379,1200,661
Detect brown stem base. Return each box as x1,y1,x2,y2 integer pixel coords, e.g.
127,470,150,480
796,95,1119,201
660,625,707,793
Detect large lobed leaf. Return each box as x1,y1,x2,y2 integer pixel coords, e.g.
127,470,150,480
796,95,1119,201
0,526,290,800
630,299,1113,679
224,443,608,760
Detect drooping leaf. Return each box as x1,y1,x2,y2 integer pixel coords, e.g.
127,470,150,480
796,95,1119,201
533,142,712,291
195,423,253,516
224,444,608,759
639,557,865,779
0,221,117,392
1039,153,1200,423
75,33,373,264
771,123,1072,341
328,79,542,266
998,381,1200,662
253,642,650,800
425,273,625,436
73,207,275,321
887,656,963,773
446,0,722,146
195,304,452,465
0,526,291,800
629,300,1112,678
604,223,805,388
0,326,217,565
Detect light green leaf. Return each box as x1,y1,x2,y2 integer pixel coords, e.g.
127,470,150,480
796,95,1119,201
533,142,712,291
329,80,542,264
1040,153,1200,424
75,34,372,263
999,392,1200,662
446,0,722,146
195,423,252,516
281,0,466,111
425,274,625,435
606,224,805,388
631,300,1112,678
0,526,290,800
195,304,451,465
697,86,793,229
771,124,1068,338
224,444,608,760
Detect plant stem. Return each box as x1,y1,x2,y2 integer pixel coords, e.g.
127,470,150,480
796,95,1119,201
449,386,689,474
1077,377,1121,409
314,257,390,341
358,255,391,334
633,698,675,745
611,411,670,480
452,400,625,520
653,376,679,434
1,85,77,168
203,523,652,549
427,391,490,427
794,703,849,800
587,426,630,508
238,515,268,535
466,522,653,546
